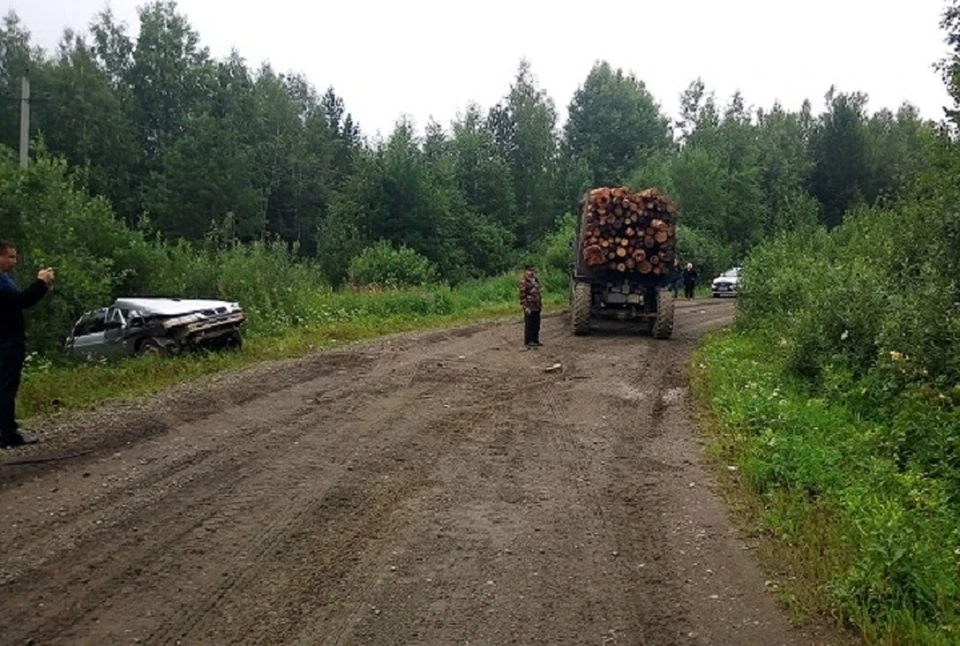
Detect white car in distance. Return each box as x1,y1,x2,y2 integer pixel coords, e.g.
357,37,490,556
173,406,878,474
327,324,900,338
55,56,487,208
711,267,742,298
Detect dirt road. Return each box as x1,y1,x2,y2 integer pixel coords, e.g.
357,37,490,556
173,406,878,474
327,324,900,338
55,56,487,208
0,299,832,645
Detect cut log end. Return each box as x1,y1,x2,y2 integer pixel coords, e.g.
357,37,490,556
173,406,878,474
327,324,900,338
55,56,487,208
582,185,679,275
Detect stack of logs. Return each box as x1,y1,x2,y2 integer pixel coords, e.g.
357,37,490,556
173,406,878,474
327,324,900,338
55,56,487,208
579,186,678,275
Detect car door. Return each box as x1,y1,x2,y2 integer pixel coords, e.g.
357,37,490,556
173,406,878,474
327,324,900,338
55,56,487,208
69,309,110,360
101,307,132,359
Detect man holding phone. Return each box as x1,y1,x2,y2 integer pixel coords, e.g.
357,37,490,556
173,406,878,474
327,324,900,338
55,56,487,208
0,240,55,448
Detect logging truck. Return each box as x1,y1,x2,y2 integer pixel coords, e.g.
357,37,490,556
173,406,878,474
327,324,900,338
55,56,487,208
569,186,678,339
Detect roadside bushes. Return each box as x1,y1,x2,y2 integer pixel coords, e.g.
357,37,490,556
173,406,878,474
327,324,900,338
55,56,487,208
0,151,330,352
0,150,130,354
699,330,960,642
676,224,734,283
535,212,576,294
738,197,960,391
702,190,960,641
347,240,438,289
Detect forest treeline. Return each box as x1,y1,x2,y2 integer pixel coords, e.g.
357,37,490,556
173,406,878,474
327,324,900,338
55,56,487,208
0,0,943,291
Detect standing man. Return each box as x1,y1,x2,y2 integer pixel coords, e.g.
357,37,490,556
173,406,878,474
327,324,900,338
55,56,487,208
670,258,682,298
0,240,55,448
682,262,698,300
519,264,542,349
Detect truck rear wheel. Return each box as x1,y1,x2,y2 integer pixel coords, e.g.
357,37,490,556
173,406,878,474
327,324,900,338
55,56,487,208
571,281,591,335
652,288,675,339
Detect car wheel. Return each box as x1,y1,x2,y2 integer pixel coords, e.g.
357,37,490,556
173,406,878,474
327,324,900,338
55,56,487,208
225,331,243,351
137,337,167,356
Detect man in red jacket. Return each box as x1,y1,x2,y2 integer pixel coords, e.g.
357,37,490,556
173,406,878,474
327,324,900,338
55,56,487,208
518,264,542,349
0,240,55,448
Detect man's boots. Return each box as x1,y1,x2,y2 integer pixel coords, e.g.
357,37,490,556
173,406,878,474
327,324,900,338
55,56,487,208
0,430,39,448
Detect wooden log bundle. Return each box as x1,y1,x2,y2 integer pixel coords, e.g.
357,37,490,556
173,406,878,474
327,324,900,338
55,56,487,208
579,186,678,275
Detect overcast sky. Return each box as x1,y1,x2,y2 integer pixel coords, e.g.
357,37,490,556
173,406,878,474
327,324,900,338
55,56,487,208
6,0,955,140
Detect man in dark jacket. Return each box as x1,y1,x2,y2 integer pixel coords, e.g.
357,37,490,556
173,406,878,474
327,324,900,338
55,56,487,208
682,262,698,299
0,240,55,448
669,258,682,298
518,264,543,349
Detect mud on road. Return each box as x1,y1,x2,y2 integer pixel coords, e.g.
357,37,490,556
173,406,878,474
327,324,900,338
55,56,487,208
0,299,833,645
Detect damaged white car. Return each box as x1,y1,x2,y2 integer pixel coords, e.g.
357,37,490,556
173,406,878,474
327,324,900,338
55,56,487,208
64,297,246,360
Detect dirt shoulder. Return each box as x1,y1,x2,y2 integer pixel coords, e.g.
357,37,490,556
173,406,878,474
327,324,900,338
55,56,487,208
0,299,837,645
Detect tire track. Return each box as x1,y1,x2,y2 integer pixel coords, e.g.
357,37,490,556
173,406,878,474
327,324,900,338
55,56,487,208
2,361,413,645
147,361,521,645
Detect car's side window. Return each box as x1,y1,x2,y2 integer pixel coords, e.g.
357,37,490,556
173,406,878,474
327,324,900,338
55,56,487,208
72,315,92,337
107,307,126,326
87,310,107,335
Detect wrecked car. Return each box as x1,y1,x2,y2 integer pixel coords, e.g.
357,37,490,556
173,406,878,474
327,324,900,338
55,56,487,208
64,297,246,360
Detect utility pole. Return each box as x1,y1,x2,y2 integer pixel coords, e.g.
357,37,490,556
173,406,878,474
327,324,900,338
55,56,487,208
19,69,30,168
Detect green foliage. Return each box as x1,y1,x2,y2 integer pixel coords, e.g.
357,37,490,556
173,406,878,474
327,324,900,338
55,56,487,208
565,61,673,187
540,212,576,274
807,89,873,226
148,238,327,331
756,103,815,232
488,59,561,245
0,13,41,159
738,191,960,391
0,136,573,360
734,224,831,324
449,104,517,222
347,241,438,288
938,1,960,128
0,149,129,352
675,224,734,282
696,330,960,643
5,5,960,641
0,148,332,351
0,141,568,366
626,151,675,198
774,188,821,232
666,147,729,234
691,16,960,634
698,113,960,641
142,114,266,240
